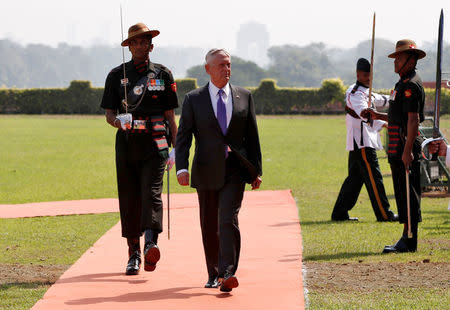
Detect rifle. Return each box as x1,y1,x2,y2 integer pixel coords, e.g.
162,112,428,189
367,12,376,126
115,5,132,130
431,9,444,160
120,5,128,113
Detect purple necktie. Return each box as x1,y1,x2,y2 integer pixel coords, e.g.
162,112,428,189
217,89,228,157
217,89,227,134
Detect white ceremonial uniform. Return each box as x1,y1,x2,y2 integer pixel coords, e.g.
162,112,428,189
445,146,450,211
345,83,389,151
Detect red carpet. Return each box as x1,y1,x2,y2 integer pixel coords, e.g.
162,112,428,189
4,190,304,309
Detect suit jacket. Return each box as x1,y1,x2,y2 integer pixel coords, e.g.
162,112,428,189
176,83,262,190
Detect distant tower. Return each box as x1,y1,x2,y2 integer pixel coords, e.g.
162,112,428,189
236,22,269,67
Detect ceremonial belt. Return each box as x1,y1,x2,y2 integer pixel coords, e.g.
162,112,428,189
129,115,169,154
345,105,365,146
345,105,359,119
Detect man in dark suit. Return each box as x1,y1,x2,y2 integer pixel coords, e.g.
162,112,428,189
175,48,262,292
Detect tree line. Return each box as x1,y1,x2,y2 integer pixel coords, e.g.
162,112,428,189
0,38,448,90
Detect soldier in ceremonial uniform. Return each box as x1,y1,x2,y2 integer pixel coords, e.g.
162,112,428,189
366,39,426,253
100,23,178,274
332,58,398,222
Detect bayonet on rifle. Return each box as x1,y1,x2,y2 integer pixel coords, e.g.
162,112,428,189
433,9,444,139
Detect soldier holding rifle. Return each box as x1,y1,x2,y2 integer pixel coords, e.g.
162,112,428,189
101,23,178,274
332,58,398,222
364,39,426,253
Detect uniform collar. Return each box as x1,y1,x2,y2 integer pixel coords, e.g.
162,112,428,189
401,69,416,82
355,80,369,88
148,61,157,75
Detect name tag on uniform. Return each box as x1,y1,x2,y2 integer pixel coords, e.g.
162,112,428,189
389,90,397,101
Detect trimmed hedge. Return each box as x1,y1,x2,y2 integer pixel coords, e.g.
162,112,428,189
252,78,346,114
0,81,103,114
376,87,450,115
0,79,198,115
1,78,448,115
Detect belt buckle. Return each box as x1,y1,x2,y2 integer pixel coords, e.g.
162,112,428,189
133,120,147,130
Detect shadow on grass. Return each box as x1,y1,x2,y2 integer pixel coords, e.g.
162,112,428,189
303,251,380,261
423,210,450,215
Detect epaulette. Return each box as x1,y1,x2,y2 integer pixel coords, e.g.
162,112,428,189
153,63,173,77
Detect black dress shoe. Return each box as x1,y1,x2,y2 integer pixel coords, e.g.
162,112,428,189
125,250,141,275
382,237,417,253
378,212,399,222
144,242,160,272
388,213,399,222
204,276,219,288
220,272,239,292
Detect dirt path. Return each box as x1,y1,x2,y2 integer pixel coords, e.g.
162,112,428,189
305,261,450,292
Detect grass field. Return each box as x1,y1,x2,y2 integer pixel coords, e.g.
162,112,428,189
0,115,449,309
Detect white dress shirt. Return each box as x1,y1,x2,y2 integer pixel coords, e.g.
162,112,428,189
345,83,389,151
176,82,233,176
208,81,233,127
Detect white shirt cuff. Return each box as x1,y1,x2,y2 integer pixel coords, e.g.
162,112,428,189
176,169,189,176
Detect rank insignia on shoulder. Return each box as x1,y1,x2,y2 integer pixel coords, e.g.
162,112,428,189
171,82,177,92
404,89,412,98
120,78,129,85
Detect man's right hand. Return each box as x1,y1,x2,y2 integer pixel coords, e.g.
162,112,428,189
177,171,190,186
429,140,447,157
360,108,372,119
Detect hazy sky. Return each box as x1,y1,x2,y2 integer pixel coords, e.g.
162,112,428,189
0,0,447,51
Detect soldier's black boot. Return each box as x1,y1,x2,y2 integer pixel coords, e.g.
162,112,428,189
382,223,418,253
144,229,160,272
379,210,399,222
125,238,141,275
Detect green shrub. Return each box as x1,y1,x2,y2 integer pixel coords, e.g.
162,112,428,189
252,78,346,114
0,79,197,115
0,78,448,115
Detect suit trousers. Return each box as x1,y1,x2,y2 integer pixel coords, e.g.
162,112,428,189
389,159,422,224
116,137,166,238
196,153,246,278
332,141,393,221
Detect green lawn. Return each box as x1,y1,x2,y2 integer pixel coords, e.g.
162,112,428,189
0,115,449,309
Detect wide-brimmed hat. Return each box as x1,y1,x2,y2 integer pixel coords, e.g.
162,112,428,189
121,23,160,47
388,39,426,59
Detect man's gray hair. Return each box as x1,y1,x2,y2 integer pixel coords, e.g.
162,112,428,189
205,48,230,64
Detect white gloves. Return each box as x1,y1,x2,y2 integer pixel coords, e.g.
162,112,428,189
166,148,175,171
115,113,132,130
